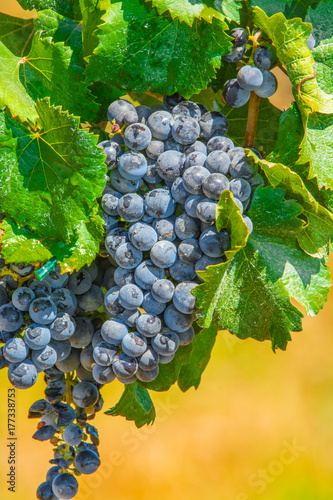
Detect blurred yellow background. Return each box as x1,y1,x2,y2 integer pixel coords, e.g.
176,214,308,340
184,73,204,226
0,1,332,499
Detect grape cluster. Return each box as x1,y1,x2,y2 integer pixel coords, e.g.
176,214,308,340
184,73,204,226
98,96,260,384
222,28,278,107
0,93,262,499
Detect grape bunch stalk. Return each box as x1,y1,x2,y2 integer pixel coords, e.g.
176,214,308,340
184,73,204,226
0,91,263,499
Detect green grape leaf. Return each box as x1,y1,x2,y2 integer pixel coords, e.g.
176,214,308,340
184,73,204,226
105,383,155,428
144,0,225,25
0,12,34,57
251,0,324,20
139,344,193,392
0,41,38,124
0,99,106,244
20,32,97,121
193,189,249,329
1,212,104,273
281,261,331,316
194,185,329,351
178,325,218,392
85,0,232,98
221,0,242,22
34,9,83,64
253,156,333,258
17,0,76,18
79,0,110,57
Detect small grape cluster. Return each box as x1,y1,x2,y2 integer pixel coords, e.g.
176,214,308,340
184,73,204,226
222,28,278,107
98,95,261,384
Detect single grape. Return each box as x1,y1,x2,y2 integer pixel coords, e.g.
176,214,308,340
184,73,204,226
0,303,23,332
171,177,189,204
101,319,128,346
138,347,160,371
163,92,185,111
121,332,147,357
152,217,176,241
114,268,135,287
80,345,94,371
98,140,122,170
199,227,230,258
136,313,161,337
29,298,57,325
196,198,217,223
230,27,248,47
178,238,202,263
207,136,234,154
77,285,104,312
124,123,152,150
69,317,94,348
37,481,58,500
110,169,143,195
93,341,117,366
3,337,29,363
33,345,58,371
142,291,166,315
202,173,230,200
136,105,152,124
243,215,253,235
101,190,122,216
229,178,251,202
145,188,176,218
147,110,172,140
118,151,147,180
129,223,158,251
222,78,251,108
164,136,185,152
102,213,118,232
74,449,101,475
195,255,224,274
44,379,67,404
151,279,175,303
112,352,138,378
229,154,255,180
164,305,195,333
170,260,196,282
199,111,228,140
143,158,163,184
175,214,200,240
72,381,99,408
158,352,175,364
50,313,75,341
115,243,143,269
67,269,92,295
184,141,207,156
92,363,116,384
306,32,316,50
104,287,124,317
150,241,177,268
52,473,78,500
12,287,35,311
24,324,51,349
177,326,195,346
254,46,276,70
173,282,197,314
172,101,201,120
50,288,77,316
28,279,51,298
63,424,83,446
119,284,144,309
136,365,159,382
183,166,210,195
8,360,38,389
107,99,138,126
48,339,72,362
156,150,185,182
237,65,263,91
184,151,207,169
146,140,165,160
205,151,231,175
223,45,246,63
121,308,141,328
151,331,180,355
105,227,129,257
44,265,69,289
254,70,278,98
172,116,200,145
184,195,205,218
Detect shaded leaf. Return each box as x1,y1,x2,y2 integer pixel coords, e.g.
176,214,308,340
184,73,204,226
306,0,333,42
79,0,110,57
105,383,155,428
0,99,106,243
251,0,324,20
0,41,38,124
17,0,77,18
178,325,217,392
85,0,232,98
0,12,34,57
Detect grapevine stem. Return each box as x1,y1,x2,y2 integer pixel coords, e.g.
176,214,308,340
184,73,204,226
277,61,288,76
244,92,261,148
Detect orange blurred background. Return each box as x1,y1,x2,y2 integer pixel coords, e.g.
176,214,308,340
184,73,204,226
0,2,332,500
